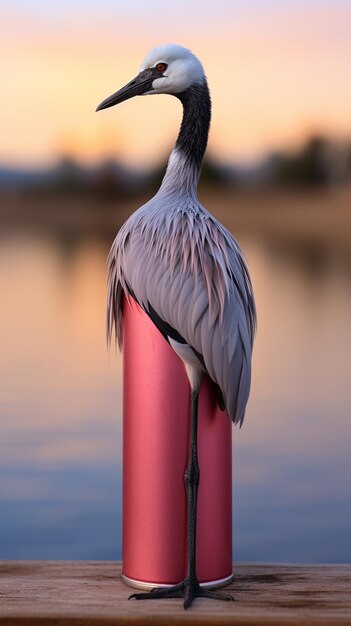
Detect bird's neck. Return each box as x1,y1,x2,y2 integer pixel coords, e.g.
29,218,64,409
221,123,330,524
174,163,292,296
159,80,211,196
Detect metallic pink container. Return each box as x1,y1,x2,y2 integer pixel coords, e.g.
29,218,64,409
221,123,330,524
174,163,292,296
122,295,233,589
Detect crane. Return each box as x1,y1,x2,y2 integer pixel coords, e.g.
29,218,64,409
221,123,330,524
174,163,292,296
96,43,256,608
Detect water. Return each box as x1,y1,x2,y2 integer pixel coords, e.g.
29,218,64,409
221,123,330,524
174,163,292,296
1,201,351,562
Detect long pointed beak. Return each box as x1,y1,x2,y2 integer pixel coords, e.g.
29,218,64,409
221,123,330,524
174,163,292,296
96,68,159,112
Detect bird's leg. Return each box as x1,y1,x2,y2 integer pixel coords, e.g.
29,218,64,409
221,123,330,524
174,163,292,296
180,389,234,607
129,389,233,608
182,388,202,605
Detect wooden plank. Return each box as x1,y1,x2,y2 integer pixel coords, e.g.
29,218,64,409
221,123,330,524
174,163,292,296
0,561,350,626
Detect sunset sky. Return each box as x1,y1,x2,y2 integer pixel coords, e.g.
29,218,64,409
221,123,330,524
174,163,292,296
2,0,351,168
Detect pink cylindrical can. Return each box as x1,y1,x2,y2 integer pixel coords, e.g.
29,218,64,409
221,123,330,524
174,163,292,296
121,295,233,590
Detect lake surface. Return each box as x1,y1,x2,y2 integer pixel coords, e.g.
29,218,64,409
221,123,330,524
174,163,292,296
1,197,351,562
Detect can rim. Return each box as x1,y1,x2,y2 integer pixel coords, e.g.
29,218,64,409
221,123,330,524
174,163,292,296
121,571,234,591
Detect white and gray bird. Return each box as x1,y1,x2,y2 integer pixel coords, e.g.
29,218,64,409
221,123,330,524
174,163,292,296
97,44,256,608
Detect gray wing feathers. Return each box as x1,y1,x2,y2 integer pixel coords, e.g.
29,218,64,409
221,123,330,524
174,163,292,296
106,254,124,349
107,207,256,425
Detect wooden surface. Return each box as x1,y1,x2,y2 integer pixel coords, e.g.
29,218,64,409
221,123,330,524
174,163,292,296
0,561,350,625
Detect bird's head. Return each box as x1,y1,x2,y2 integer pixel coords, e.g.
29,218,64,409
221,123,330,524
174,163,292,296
96,44,205,112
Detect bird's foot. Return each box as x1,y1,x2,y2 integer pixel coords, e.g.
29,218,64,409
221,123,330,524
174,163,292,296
129,576,234,609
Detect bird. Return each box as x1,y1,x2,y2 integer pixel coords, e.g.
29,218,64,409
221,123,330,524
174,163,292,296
96,43,256,609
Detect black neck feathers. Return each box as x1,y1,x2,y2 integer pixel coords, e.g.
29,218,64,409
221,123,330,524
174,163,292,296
175,80,211,171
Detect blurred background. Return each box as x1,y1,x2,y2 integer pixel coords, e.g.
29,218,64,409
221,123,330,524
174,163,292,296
1,0,351,562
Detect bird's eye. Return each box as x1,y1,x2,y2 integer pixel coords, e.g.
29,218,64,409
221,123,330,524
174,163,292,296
155,62,168,73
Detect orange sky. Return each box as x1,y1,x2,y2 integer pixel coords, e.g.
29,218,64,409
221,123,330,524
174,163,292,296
2,2,351,167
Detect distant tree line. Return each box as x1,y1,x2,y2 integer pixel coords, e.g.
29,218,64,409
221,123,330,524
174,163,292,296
266,136,351,187
1,135,350,202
